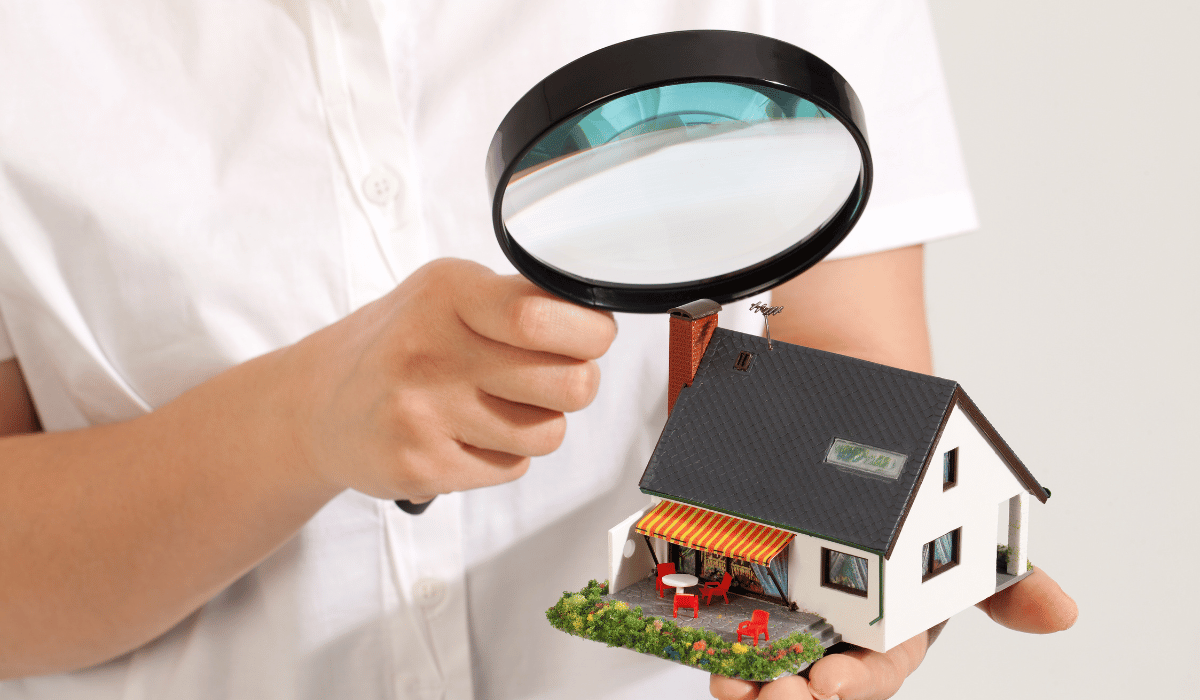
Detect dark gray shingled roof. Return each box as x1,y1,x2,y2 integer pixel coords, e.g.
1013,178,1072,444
639,327,1047,558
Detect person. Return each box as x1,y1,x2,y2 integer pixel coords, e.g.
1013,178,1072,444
0,1,1076,698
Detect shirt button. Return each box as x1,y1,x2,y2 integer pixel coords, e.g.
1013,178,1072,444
413,578,447,610
362,167,400,205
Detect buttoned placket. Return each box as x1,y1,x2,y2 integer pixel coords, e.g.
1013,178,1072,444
307,0,432,309
380,494,473,700
304,2,474,699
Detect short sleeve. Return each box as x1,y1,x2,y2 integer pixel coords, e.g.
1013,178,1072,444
0,307,13,362
774,1,979,259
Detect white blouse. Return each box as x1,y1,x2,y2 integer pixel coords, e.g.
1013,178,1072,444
0,1,975,698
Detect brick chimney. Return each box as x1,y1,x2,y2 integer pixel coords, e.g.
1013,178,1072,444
667,299,722,415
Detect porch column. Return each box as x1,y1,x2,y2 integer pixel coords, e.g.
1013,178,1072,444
1007,493,1029,575
654,537,669,565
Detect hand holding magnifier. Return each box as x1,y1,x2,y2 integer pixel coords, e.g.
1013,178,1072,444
398,30,871,511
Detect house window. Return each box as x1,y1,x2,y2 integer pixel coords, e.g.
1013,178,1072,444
821,548,868,597
734,351,754,371
669,543,698,576
943,448,958,490
922,528,961,581
694,549,789,601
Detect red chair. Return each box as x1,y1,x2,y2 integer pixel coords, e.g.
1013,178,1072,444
737,609,770,646
700,572,732,605
655,563,676,598
673,593,699,619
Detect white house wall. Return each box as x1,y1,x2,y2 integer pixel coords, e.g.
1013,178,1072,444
882,404,1031,649
608,506,655,594
787,534,884,651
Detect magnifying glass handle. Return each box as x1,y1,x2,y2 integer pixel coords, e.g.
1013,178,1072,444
395,498,434,515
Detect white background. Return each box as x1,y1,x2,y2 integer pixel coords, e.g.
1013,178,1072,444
911,2,1199,697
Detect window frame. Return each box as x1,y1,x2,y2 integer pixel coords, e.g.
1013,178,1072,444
921,528,961,582
820,547,869,598
943,447,959,491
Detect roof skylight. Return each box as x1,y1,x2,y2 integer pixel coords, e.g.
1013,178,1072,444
824,438,907,480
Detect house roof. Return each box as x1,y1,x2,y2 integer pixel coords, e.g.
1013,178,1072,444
639,327,1048,558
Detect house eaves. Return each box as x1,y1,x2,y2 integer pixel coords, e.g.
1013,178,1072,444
883,387,1050,559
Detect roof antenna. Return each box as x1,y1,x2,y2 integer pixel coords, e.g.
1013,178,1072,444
749,301,784,350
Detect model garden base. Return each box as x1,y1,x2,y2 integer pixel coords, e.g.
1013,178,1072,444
546,580,829,682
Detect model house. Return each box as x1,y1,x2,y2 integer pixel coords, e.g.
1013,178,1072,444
607,300,1049,653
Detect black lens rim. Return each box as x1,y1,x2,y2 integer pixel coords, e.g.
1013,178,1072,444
486,30,873,313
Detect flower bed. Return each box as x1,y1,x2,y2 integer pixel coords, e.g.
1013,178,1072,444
546,580,824,681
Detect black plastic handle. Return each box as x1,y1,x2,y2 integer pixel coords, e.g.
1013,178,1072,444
394,498,434,515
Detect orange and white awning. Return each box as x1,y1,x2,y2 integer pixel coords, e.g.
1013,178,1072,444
634,500,794,567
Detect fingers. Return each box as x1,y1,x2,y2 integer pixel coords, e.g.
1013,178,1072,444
418,444,532,497
710,675,761,700
450,261,617,360
806,631,928,700
475,348,602,413
433,339,595,458
713,569,1078,700
455,443,531,481
708,674,825,700
390,425,533,498
710,631,927,700
406,260,609,414
976,565,1078,633
315,258,616,500
758,676,816,700
451,391,567,457
709,621,938,700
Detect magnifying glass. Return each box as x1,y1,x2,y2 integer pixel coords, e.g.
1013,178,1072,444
396,29,871,513
488,29,871,312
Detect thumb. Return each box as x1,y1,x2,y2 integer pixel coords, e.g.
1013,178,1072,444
976,566,1078,633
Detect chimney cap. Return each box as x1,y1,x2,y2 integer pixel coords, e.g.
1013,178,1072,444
669,299,722,320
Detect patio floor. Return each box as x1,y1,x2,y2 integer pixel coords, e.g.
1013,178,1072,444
604,576,842,649
995,568,1033,593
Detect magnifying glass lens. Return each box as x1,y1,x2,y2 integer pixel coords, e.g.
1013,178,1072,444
488,30,872,312
502,82,861,286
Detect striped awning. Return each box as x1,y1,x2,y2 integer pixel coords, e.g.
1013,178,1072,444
634,500,794,567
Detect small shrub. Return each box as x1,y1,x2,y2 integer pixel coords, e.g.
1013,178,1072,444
547,583,823,681
996,544,1011,573
997,544,1035,573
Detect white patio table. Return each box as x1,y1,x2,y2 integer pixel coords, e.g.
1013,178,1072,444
660,573,699,594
